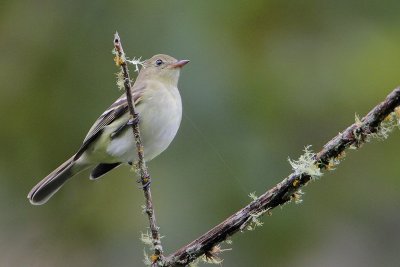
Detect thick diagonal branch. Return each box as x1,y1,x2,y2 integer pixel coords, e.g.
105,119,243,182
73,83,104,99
164,87,400,266
113,32,163,264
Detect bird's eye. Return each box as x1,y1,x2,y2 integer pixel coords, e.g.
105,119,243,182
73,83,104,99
155,59,163,66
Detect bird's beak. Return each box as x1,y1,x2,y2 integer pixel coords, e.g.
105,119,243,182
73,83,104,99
170,59,190,69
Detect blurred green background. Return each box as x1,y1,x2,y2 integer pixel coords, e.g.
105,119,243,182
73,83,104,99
1,1,400,266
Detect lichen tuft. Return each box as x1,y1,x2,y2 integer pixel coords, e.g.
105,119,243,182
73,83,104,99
288,146,322,179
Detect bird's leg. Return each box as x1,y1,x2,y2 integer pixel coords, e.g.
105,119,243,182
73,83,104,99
110,114,140,139
110,123,128,139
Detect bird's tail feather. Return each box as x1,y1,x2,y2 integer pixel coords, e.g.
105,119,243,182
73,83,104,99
28,156,87,205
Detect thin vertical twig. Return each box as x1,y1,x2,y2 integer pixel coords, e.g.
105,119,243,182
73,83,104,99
113,32,163,265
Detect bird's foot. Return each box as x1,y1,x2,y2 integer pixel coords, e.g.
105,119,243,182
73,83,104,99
127,114,140,126
137,175,151,189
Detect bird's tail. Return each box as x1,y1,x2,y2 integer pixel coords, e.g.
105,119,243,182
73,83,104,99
28,156,88,205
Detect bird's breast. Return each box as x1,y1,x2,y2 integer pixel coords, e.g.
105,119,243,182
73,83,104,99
106,84,182,163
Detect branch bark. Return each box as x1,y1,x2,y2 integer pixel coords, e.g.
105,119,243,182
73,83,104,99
163,87,400,266
113,33,163,264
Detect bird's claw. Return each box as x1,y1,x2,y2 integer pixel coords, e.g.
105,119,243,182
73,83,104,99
137,176,151,189
127,114,140,126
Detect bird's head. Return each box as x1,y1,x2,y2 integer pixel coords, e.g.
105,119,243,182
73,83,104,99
140,54,189,85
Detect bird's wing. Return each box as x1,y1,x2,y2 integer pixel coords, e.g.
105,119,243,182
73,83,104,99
74,85,145,160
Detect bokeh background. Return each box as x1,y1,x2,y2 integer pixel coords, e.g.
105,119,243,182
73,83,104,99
1,1,400,266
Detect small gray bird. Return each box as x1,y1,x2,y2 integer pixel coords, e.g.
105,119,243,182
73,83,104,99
28,54,189,205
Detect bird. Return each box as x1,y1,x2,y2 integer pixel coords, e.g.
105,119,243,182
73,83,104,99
28,54,189,205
